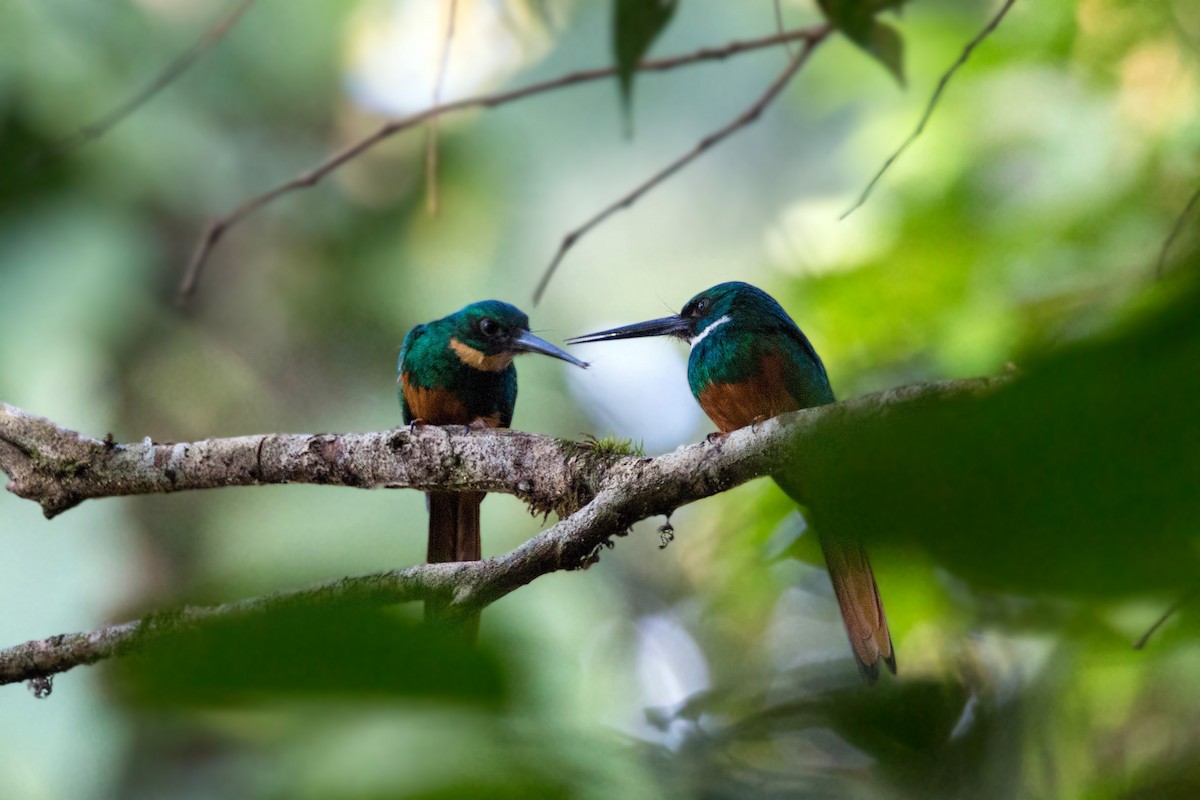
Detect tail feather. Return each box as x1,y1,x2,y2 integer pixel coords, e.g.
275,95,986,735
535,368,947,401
819,532,895,682
427,491,482,563
425,491,484,639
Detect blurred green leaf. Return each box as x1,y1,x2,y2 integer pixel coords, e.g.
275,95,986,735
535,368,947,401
789,277,1200,595
111,607,508,708
612,0,678,128
1121,763,1200,800
0,111,74,213
377,779,571,800
817,0,907,40
745,678,973,789
865,21,906,86
664,669,1002,799
817,0,907,84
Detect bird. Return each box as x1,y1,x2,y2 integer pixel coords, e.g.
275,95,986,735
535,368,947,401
398,300,587,633
567,281,894,681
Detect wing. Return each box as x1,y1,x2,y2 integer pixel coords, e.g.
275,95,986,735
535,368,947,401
496,366,517,428
773,324,836,409
398,323,427,424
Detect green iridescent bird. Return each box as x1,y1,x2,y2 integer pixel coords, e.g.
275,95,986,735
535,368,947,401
398,300,587,629
568,281,895,681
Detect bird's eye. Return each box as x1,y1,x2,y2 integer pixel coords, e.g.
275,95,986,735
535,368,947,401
479,318,502,337
693,298,710,316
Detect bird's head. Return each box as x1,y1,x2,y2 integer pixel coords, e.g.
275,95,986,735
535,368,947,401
567,281,786,347
448,300,587,371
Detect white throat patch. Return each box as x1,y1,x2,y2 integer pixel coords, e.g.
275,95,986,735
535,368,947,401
690,315,731,349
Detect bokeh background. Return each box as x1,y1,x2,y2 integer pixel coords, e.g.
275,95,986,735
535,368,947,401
2,0,1199,797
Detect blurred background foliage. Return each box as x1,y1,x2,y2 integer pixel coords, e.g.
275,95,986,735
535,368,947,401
1,0,1199,797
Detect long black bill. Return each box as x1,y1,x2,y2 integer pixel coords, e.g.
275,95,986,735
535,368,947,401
566,316,690,346
512,329,589,368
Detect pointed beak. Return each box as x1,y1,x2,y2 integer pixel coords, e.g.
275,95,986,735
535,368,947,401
566,315,691,345
511,329,589,368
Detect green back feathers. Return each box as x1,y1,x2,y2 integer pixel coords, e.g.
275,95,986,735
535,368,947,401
398,301,522,426
683,282,835,409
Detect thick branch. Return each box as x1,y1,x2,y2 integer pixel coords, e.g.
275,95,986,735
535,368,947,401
0,377,1000,687
176,24,831,301
0,406,592,519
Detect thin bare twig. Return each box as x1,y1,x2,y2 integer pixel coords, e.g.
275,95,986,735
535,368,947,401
840,0,1018,220
176,25,830,302
425,0,460,215
1157,184,1200,278
1133,589,1198,650
531,26,831,304
773,0,797,59
38,0,257,164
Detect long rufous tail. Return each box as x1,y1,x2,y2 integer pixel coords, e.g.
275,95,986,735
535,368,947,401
425,491,484,640
818,532,896,682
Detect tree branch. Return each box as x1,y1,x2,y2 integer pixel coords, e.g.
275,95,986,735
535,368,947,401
176,24,831,302
0,376,1001,687
0,403,589,520
531,26,830,304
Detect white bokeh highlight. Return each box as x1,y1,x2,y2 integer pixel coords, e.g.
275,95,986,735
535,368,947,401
567,334,704,454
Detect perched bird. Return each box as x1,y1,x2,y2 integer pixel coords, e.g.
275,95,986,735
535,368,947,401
568,281,894,681
398,300,587,630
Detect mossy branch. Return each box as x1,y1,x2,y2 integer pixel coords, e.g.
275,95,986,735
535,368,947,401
0,377,1002,688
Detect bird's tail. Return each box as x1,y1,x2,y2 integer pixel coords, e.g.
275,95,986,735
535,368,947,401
425,491,484,640
819,532,896,682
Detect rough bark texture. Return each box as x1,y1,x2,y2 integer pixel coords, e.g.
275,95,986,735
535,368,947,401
0,406,596,520
0,377,1002,687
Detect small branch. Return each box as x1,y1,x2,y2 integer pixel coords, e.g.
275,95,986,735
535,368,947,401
840,0,1018,220
425,0,460,215
531,26,831,304
176,24,831,302
0,563,463,687
1157,184,1200,278
1133,589,1198,650
773,0,797,59
37,0,257,164
0,377,1003,686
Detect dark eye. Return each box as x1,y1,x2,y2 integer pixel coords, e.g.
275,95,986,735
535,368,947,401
479,318,502,337
692,298,710,316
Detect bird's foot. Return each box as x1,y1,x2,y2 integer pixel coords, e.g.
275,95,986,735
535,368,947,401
408,419,428,433
705,430,729,444
749,415,769,432
467,418,490,432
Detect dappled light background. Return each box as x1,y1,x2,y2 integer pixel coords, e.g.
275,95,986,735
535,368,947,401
2,0,1199,798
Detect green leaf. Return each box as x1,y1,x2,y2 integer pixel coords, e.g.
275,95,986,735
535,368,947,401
818,0,908,85
110,606,508,708
784,279,1200,596
817,0,877,41
612,0,678,129
866,21,906,86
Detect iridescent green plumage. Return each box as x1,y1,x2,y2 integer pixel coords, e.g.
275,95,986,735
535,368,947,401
398,301,526,428
569,281,894,681
681,282,835,409
397,300,585,633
